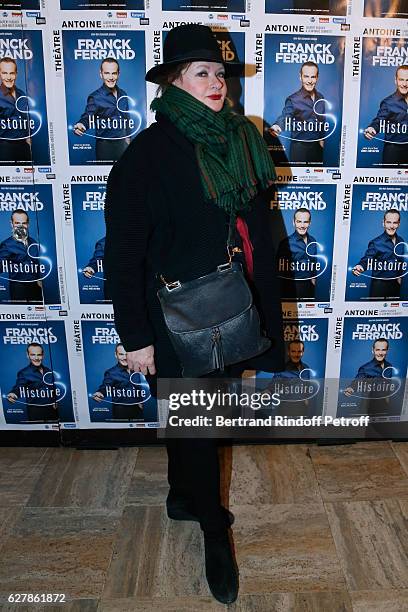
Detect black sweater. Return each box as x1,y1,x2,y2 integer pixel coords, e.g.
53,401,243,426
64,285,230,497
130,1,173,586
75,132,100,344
104,114,284,372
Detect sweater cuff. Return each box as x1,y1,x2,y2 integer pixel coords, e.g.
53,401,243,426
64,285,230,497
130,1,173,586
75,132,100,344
121,327,155,353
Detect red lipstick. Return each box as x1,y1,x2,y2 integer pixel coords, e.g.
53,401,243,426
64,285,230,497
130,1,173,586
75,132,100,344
208,94,222,100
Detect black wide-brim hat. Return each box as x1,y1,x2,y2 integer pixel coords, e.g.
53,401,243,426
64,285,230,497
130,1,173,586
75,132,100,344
145,24,244,83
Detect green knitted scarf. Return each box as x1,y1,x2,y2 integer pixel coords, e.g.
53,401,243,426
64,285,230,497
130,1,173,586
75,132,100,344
151,85,276,214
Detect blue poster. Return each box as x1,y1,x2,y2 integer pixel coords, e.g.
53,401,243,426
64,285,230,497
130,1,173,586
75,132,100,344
270,184,336,301
338,317,408,420
81,321,157,423
62,29,146,166
0,321,73,424
162,1,245,10
265,0,346,14
61,0,144,7
71,183,109,304
346,185,408,301
256,317,328,417
263,34,345,167
0,184,60,305
364,0,408,17
0,30,50,166
215,30,245,113
357,38,408,168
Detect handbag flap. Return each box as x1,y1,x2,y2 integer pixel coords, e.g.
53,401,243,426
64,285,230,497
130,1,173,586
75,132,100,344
157,265,252,334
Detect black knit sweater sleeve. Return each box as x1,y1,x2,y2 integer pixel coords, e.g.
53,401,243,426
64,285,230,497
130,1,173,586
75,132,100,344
104,136,155,352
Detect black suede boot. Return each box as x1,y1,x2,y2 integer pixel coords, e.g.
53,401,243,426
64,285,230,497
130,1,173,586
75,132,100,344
204,529,239,604
166,490,234,525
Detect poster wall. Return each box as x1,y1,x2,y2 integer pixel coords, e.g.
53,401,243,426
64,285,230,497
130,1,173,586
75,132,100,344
363,0,408,18
0,1,407,435
61,29,146,166
81,320,157,424
0,319,73,426
70,183,109,304
263,33,345,168
257,317,328,418
60,1,144,8
270,183,336,302
357,37,408,169
345,185,408,302
0,29,50,165
337,316,408,421
161,1,246,10
0,184,61,305
265,0,347,15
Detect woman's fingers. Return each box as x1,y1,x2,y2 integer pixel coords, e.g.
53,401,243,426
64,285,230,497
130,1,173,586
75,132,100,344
136,363,156,376
126,353,140,371
138,359,156,376
147,362,157,376
126,346,156,375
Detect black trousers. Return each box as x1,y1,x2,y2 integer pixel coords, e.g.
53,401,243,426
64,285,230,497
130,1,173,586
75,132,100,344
0,139,31,163
369,278,401,299
26,404,58,421
95,139,128,163
294,279,315,300
102,279,111,302
163,368,237,534
290,140,323,164
10,280,42,303
382,143,407,165
280,278,315,300
293,0,330,9
364,395,392,419
111,403,143,420
166,437,226,533
149,302,240,534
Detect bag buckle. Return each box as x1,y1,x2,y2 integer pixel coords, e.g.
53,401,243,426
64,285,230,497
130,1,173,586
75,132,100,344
226,244,242,265
165,281,181,291
218,261,232,273
160,274,181,291
219,243,237,270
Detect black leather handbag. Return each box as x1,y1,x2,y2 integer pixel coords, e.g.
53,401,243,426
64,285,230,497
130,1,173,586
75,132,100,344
157,258,271,378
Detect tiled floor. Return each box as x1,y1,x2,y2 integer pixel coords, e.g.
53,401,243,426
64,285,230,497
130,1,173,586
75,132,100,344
0,442,408,610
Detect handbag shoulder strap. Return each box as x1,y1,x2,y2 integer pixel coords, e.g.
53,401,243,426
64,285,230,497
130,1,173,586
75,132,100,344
161,212,237,287
227,211,237,251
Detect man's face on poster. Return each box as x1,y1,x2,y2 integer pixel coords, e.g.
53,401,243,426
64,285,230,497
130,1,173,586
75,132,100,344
116,345,128,367
100,61,119,90
288,341,304,364
11,212,29,240
0,61,17,90
395,68,408,97
372,340,388,363
28,346,44,368
300,65,318,94
383,212,400,237
294,211,311,237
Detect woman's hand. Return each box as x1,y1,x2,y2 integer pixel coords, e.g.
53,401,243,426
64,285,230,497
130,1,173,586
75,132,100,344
126,345,156,376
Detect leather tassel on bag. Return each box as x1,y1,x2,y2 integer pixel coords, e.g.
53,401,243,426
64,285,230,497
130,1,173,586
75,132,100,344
157,212,271,377
211,327,225,372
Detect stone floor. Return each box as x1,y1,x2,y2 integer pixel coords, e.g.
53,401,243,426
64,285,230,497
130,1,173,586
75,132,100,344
0,441,408,611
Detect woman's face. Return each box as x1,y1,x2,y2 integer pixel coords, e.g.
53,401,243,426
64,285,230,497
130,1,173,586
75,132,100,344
172,61,227,112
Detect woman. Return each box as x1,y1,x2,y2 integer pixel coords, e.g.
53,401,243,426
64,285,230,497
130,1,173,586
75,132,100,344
104,24,283,604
